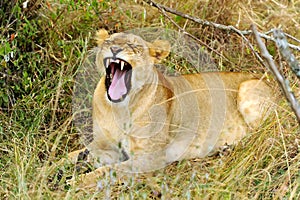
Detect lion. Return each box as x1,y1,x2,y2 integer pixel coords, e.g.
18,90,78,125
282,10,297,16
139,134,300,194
66,29,275,189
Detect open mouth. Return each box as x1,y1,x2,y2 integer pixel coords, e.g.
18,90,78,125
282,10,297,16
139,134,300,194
104,58,132,103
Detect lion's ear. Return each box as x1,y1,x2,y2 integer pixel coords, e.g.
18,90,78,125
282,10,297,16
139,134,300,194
95,29,109,46
148,40,170,63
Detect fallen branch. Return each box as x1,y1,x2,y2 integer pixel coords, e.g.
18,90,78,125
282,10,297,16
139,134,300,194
144,0,264,66
273,29,300,78
143,0,300,52
252,25,300,123
145,0,228,62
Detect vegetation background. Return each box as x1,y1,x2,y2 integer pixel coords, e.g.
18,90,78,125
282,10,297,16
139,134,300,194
0,0,299,199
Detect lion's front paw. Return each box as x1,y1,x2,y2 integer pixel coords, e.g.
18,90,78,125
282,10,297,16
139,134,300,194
67,166,110,190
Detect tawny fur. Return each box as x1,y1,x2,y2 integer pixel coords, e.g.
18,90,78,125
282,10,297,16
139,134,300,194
67,29,275,189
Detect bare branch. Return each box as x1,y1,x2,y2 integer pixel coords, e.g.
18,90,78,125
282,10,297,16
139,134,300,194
145,0,264,66
252,25,300,123
265,29,300,44
143,0,300,52
148,0,227,62
273,29,300,78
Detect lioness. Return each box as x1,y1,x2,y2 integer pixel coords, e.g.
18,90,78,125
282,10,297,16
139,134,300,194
68,29,274,188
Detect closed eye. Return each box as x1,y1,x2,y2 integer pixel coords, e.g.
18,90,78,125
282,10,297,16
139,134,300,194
127,43,143,53
103,40,112,45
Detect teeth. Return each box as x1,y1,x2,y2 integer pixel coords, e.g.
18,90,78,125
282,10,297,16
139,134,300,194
105,58,126,70
120,61,125,70
105,59,110,68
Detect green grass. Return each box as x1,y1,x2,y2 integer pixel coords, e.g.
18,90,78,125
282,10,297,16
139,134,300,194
1,0,299,199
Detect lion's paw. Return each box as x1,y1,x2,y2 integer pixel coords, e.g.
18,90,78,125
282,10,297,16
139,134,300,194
67,166,110,190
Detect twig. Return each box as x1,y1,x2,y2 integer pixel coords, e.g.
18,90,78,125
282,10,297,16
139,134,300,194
273,29,300,78
149,1,226,61
252,25,300,123
143,0,300,52
285,33,300,44
265,29,300,44
145,0,264,66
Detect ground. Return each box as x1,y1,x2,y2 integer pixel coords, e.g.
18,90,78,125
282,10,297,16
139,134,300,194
0,0,299,199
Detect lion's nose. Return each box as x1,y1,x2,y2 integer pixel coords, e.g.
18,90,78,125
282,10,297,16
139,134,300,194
110,46,122,55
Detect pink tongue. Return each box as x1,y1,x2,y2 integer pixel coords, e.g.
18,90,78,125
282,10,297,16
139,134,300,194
108,68,127,100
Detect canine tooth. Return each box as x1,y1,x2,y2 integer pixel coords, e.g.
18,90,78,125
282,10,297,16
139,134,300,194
120,61,125,70
106,59,110,68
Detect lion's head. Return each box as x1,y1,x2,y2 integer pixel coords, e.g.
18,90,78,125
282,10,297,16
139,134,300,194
95,29,170,103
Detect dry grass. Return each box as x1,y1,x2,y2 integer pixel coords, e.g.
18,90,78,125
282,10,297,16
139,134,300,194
0,0,299,199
